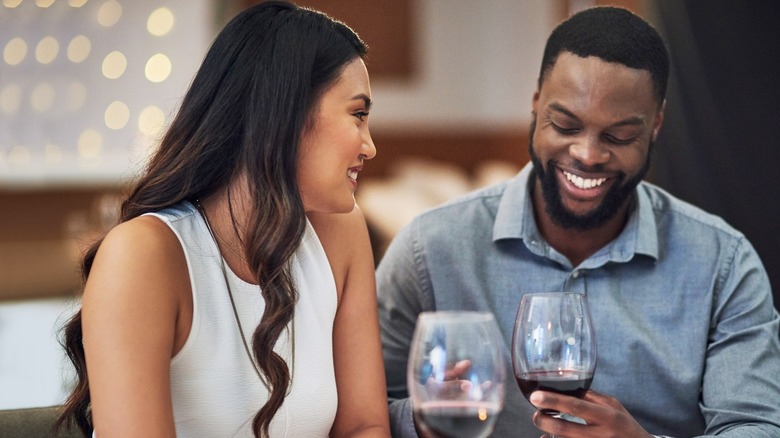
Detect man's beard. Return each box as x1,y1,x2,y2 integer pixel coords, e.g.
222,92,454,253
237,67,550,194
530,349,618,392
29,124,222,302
528,122,652,231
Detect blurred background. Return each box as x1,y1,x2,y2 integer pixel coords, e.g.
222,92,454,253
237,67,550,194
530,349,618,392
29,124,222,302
0,0,778,410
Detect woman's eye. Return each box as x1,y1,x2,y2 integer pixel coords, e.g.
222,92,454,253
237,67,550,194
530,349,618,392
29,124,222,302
354,111,369,121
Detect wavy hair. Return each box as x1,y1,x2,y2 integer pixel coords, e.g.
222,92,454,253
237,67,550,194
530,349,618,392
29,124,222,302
56,2,367,436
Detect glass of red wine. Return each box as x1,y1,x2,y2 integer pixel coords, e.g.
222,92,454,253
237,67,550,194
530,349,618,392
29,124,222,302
407,311,506,438
512,292,596,431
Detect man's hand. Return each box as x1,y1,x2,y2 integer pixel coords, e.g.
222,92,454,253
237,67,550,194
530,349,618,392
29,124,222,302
421,359,473,400
443,359,471,380
529,389,655,438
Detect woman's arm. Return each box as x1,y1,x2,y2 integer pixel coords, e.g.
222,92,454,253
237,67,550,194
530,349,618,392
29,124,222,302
310,207,391,438
81,216,191,437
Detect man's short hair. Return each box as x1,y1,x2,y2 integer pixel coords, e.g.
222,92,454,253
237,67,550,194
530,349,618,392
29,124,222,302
539,7,669,104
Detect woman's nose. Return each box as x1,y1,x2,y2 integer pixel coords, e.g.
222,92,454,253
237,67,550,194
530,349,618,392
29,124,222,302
361,131,376,160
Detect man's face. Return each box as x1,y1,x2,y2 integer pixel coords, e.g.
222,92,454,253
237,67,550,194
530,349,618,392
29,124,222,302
529,52,664,230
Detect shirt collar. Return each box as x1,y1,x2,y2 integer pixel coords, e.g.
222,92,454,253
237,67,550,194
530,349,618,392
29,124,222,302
493,162,534,241
493,162,659,262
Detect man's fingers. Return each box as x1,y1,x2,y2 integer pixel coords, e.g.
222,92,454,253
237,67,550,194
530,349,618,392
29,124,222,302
443,359,471,379
582,389,623,409
529,391,599,423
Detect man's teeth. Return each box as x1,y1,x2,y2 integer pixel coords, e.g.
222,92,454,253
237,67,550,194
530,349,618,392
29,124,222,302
564,171,606,189
347,169,358,180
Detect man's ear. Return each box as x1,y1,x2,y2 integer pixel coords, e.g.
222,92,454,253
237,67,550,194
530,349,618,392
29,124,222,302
532,89,540,114
651,99,666,141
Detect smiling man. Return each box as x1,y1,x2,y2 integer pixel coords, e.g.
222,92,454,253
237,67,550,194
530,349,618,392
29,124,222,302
528,49,663,267
377,7,780,438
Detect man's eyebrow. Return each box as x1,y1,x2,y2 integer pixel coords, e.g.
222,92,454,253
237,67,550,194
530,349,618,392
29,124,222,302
549,102,646,128
549,102,580,121
610,116,646,128
352,93,372,110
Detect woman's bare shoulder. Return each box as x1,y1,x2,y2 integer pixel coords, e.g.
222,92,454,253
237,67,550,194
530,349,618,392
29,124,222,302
86,215,188,300
101,215,178,251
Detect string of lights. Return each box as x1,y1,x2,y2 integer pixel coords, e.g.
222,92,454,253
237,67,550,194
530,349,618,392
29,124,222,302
0,0,210,187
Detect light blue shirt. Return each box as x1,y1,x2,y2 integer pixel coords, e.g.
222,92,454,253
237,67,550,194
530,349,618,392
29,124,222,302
377,163,780,437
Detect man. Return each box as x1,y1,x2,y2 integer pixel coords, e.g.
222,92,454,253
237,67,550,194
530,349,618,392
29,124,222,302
377,6,780,438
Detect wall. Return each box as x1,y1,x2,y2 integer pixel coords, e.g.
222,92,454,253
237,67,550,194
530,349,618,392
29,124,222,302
1,1,564,299
0,0,648,298
248,0,565,177
0,0,212,299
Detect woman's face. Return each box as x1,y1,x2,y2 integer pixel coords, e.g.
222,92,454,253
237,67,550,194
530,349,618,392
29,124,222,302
297,58,375,214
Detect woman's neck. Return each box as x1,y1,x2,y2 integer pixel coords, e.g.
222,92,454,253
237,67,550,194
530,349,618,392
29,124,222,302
199,186,257,283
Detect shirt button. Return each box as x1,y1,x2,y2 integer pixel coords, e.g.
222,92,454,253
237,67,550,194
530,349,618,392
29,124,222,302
572,271,580,278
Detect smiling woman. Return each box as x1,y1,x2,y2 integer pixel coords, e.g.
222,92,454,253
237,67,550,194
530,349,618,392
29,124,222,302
55,2,390,437
297,58,375,215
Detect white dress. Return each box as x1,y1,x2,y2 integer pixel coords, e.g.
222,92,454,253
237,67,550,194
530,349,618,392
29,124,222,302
149,201,338,437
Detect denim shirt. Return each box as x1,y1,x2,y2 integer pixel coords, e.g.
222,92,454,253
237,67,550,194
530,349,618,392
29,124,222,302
377,163,780,437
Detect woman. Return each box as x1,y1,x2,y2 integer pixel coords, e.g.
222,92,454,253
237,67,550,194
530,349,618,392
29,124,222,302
56,2,389,437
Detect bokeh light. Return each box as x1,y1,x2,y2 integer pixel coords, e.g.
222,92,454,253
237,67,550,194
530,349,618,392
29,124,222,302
102,50,127,79
67,35,91,63
4,38,28,66
0,0,208,187
78,129,103,159
138,105,165,136
35,36,60,64
97,0,122,27
0,84,23,115
145,53,171,83
31,82,56,112
147,7,175,37
104,101,130,130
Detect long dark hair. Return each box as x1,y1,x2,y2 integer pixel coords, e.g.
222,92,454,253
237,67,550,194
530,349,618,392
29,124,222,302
55,2,367,436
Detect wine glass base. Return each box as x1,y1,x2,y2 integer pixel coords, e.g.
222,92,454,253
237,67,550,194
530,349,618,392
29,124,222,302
554,412,586,424
545,412,587,438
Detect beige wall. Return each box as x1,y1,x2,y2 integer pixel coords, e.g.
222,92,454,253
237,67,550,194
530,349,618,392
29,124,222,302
0,0,649,299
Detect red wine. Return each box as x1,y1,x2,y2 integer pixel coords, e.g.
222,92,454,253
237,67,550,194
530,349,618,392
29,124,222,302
414,401,500,438
516,370,592,414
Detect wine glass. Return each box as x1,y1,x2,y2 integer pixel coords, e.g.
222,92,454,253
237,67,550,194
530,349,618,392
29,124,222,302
511,292,597,425
407,311,506,438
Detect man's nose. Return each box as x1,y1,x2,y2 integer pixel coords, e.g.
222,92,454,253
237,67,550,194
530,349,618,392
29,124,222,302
568,135,609,167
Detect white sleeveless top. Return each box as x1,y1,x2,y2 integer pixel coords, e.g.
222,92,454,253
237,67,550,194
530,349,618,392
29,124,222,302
148,201,338,437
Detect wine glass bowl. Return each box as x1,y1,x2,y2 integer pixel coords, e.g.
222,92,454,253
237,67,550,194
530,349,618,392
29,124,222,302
408,311,506,438
512,293,597,416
